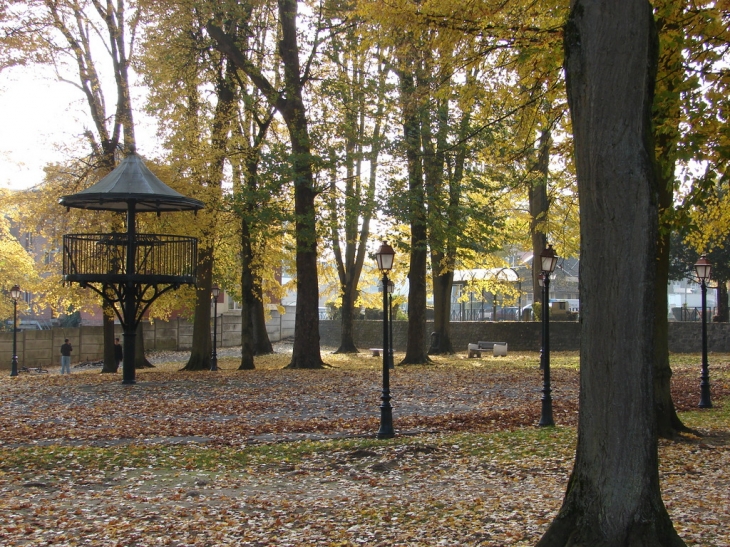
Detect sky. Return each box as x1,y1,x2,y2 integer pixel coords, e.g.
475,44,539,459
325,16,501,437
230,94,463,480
0,66,158,191
0,69,81,190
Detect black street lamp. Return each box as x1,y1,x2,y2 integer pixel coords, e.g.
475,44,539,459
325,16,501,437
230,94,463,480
375,241,395,439
9,285,21,377
539,244,559,427
694,256,712,408
210,284,220,371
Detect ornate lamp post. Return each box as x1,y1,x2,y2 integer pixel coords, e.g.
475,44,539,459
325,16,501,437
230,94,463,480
210,285,221,371
694,255,712,408
539,244,559,427
375,241,395,439
9,285,21,377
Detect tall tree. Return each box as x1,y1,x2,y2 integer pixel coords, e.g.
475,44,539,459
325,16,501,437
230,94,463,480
3,0,139,372
652,0,691,438
230,90,277,369
0,201,40,317
538,0,686,544
316,15,389,354
139,0,237,371
207,0,326,369
396,58,430,365
647,0,730,437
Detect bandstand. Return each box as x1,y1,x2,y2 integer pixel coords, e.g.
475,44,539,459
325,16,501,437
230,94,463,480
60,152,204,384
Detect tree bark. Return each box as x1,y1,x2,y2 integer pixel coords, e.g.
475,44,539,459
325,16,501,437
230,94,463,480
335,277,360,353
277,0,323,369
529,129,550,302
182,245,213,371
652,0,689,439
422,75,454,356
239,218,256,370
100,300,118,373
430,265,454,354
398,67,430,365
251,276,274,355
134,321,153,368
715,281,728,322
655,228,688,438
539,1,686,545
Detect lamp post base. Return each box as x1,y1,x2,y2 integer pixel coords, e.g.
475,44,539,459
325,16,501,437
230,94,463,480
377,404,395,439
538,395,554,427
699,379,712,408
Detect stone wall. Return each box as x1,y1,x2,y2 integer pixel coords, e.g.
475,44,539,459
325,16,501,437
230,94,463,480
318,320,573,352
0,308,296,371
319,320,730,354
3,317,726,370
0,327,105,369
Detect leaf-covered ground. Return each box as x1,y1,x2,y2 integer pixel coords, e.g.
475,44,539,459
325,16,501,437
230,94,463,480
0,349,728,546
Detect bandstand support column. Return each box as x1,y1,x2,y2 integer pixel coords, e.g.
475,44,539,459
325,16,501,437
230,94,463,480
122,201,137,385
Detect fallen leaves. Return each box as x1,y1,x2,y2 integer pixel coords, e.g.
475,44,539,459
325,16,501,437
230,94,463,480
0,350,727,546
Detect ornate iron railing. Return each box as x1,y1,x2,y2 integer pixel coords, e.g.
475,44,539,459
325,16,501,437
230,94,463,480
63,233,197,284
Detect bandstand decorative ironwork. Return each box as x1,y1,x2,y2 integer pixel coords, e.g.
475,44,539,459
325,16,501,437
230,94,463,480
60,152,204,384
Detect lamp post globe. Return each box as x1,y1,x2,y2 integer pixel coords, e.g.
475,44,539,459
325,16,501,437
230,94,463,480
538,245,558,427
9,285,21,377
210,285,220,371
374,242,395,439
694,255,712,408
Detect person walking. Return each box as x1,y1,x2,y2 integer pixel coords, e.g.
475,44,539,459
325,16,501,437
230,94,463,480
60,338,72,374
114,337,123,372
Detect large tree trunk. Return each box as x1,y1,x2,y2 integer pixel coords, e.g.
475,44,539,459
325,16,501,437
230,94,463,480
335,278,360,353
182,246,213,371
539,1,686,545
277,0,323,369
422,80,453,356
529,129,550,303
653,0,689,439
430,266,454,354
239,219,256,370
331,149,361,355
398,68,430,365
333,57,383,355
655,229,688,438
251,277,274,355
430,104,469,355
716,281,728,322
134,321,153,368
100,300,118,373
182,61,234,371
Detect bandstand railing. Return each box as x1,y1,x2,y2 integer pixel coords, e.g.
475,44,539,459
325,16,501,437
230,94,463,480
63,233,197,284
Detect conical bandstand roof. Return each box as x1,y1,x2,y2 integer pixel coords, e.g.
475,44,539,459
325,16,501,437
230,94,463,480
59,152,205,213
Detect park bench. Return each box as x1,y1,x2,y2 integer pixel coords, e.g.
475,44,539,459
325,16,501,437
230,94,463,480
369,348,383,357
467,341,508,358
19,365,49,374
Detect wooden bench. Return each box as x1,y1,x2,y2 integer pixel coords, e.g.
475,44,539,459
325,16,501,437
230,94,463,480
467,341,508,358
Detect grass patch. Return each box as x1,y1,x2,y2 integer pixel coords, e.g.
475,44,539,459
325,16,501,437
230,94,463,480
679,396,730,431
0,426,582,476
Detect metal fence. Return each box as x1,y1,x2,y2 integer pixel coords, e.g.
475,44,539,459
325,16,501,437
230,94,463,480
671,307,717,322
63,233,197,281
